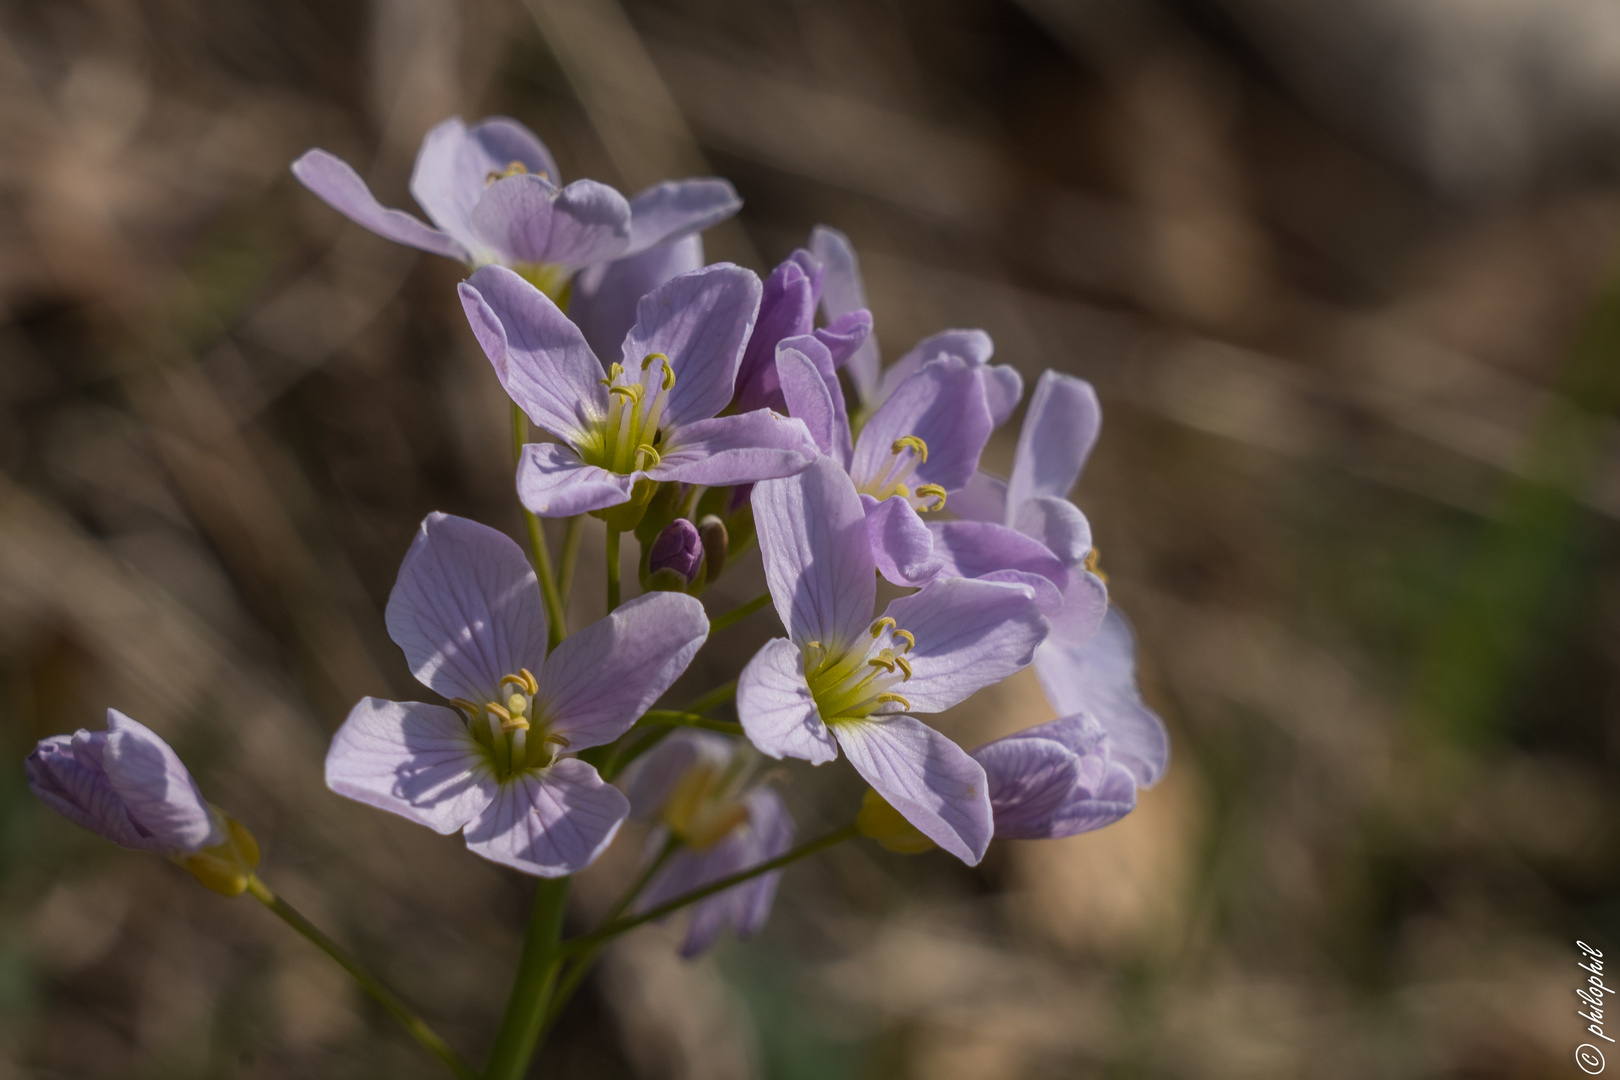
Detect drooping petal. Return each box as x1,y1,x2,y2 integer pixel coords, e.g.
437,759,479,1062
624,178,742,255
516,443,637,517
971,735,1080,840
459,266,606,444
809,225,878,403
775,346,838,457
752,456,876,652
814,309,873,370
1008,370,1101,512
780,335,852,465
1032,607,1168,787
622,264,763,427
880,577,1047,714
649,411,818,488
861,494,941,587
948,471,1009,524
1045,761,1137,837
1013,496,1093,567
734,256,818,413
636,837,748,956
983,365,1024,428
325,697,496,834
27,734,152,849
732,787,795,937
101,711,220,852
469,176,632,268
833,714,992,864
927,520,1068,609
291,150,467,259
622,730,722,819
385,512,550,702
463,758,628,877
571,235,704,366
407,116,559,253
738,637,838,764
874,328,994,406
851,357,992,495
1045,568,1108,648
540,592,710,751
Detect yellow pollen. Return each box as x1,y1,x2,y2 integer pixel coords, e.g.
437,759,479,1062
915,484,948,511
499,714,530,733
895,483,912,499
541,733,571,748
868,656,896,674
876,692,912,709
486,160,530,184
641,352,675,389
485,701,513,723
1083,546,1107,583
500,673,529,694
893,630,915,653
450,697,479,719
634,444,662,469
519,668,538,695
894,655,913,680
609,384,643,404
870,617,896,638
891,435,928,462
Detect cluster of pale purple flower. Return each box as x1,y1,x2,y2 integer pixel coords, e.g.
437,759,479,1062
25,116,1167,1073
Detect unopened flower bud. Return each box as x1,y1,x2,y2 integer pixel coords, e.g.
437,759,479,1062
698,515,728,584
646,518,705,592
856,788,935,854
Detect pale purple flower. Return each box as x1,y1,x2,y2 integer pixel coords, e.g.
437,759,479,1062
623,731,794,957
27,709,223,855
736,457,1048,864
292,116,738,287
776,339,995,585
809,226,1022,424
458,263,820,518
972,713,1138,839
732,248,872,414
325,512,709,877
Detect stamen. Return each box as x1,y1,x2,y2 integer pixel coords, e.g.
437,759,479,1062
893,630,915,653
499,714,530,733
891,435,929,462
870,617,896,638
894,655,913,680
868,656,896,673
608,384,643,404
915,484,947,511
485,161,529,184
876,692,912,709
541,733,571,748
450,697,480,720
633,443,662,470
500,674,529,693
641,352,675,389
520,668,539,695
485,702,513,724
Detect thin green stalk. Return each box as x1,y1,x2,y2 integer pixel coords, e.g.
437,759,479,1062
538,840,679,1038
709,592,771,634
605,527,622,610
512,403,568,648
557,516,585,607
685,678,739,716
639,709,744,735
245,877,475,1080
559,824,859,958
485,877,571,1080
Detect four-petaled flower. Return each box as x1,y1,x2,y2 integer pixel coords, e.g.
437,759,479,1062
325,513,709,876
458,262,819,518
623,730,795,956
736,457,1048,864
972,713,1139,839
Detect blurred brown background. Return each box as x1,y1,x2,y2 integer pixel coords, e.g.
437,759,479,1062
3,0,1620,1077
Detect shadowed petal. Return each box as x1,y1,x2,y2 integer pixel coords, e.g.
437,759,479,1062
625,178,741,254
623,730,722,819
752,457,875,652
815,309,872,370
571,235,703,366
464,758,628,876
735,256,818,413
972,735,1080,839
861,494,941,587
325,698,495,834
777,336,851,465
102,711,220,851
983,366,1024,427
469,176,632,268
385,512,550,702
875,328,994,405
1009,370,1101,510
881,577,1047,713
460,266,606,443
1046,762,1137,836
540,592,710,751
733,787,795,937
738,638,837,764
949,471,1009,524
516,443,637,517
1046,569,1108,648
1013,496,1093,567
409,116,558,252
834,715,992,864
650,411,818,488
292,150,467,259
27,735,151,849
810,225,879,403
852,357,992,494
776,346,838,457
1033,607,1168,787
927,520,1068,608
622,264,762,427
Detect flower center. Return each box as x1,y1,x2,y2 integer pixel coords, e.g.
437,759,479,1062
856,436,946,512
662,756,753,850
580,353,676,475
803,616,918,723
450,668,569,781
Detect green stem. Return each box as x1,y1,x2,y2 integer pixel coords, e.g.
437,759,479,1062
245,877,475,1080
685,678,739,716
559,825,859,958
709,592,771,634
605,527,622,611
485,877,572,1080
512,404,568,649
639,709,744,735
557,516,585,608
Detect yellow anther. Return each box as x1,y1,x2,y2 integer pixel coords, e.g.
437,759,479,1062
895,483,912,499
870,617,896,638
868,656,896,674
499,714,530,733
541,732,571,748
520,668,539,695
641,352,675,389
608,384,643,404
450,697,480,719
500,673,530,693
485,161,529,184
891,435,929,462
1084,546,1105,578
633,443,662,469
893,630,915,653
915,484,948,511
876,692,912,710
485,701,513,723
894,655,913,680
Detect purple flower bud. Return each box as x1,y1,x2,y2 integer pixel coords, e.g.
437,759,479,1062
649,518,704,585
